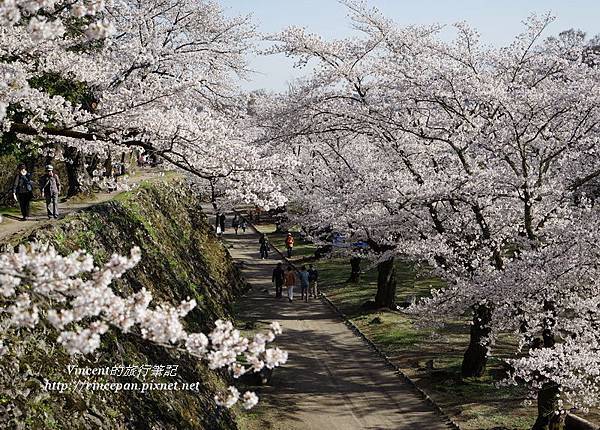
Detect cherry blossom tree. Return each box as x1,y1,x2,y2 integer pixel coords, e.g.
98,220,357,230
0,243,288,411
261,3,600,426
1,0,289,207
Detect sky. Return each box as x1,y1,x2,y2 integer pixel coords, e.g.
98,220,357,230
220,0,600,91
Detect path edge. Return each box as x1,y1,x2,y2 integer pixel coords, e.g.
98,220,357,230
241,214,460,430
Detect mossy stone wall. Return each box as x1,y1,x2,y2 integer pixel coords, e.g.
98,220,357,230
0,179,246,430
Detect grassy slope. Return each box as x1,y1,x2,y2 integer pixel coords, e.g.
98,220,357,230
0,180,245,430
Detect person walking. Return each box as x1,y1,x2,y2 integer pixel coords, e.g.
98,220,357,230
232,214,240,235
240,220,247,233
299,265,310,302
12,163,34,221
219,213,226,233
272,262,285,298
259,234,269,259
284,266,296,303
285,232,295,258
40,165,61,219
308,264,319,298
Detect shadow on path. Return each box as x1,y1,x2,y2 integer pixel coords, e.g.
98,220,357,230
222,224,451,430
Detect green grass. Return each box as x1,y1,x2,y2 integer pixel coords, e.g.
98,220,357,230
323,268,535,430
253,220,536,429
0,200,44,217
254,223,316,261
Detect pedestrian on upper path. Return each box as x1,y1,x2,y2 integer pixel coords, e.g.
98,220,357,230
285,232,294,258
219,213,226,233
40,164,61,220
12,163,34,221
299,265,310,303
232,214,240,235
259,233,269,259
272,262,285,298
240,220,247,233
308,264,319,298
284,265,296,303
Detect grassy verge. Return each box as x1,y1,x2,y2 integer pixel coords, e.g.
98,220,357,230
232,302,285,430
254,223,316,262
254,222,537,430
0,200,44,218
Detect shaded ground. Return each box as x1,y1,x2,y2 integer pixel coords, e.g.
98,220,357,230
222,224,452,430
250,223,537,430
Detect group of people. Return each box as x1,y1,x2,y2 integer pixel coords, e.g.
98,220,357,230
216,213,247,236
12,163,61,221
213,213,317,303
258,232,295,260
272,263,319,303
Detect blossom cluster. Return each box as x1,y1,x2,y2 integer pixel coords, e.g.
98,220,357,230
261,1,600,416
0,243,287,409
1,0,292,210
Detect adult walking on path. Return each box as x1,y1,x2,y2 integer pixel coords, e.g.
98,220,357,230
284,265,296,302
232,214,240,235
40,165,61,219
259,233,269,259
298,265,310,302
221,221,451,430
12,163,34,221
272,262,285,298
219,213,226,233
285,232,294,257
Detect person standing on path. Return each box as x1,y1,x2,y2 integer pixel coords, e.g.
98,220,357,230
308,264,319,298
12,163,34,221
298,265,310,303
40,165,61,220
285,232,295,258
272,262,285,298
232,214,240,235
219,213,226,233
284,266,296,303
259,233,269,259
240,219,247,233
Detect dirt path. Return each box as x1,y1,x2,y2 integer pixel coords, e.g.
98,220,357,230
0,170,159,242
222,226,451,430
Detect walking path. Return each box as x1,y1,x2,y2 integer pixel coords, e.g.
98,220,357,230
222,225,451,430
0,170,159,242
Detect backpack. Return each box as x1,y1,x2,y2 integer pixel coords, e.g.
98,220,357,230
17,174,33,193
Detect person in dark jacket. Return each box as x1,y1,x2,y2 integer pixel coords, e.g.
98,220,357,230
40,164,61,219
272,262,285,298
259,233,269,259
298,265,310,302
12,163,34,221
232,214,240,235
219,213,226,233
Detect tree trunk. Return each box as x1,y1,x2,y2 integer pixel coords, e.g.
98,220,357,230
64,147,92,197
461,303,492,378
348,257,361,283
531,382,564,430
531,302,563,430
86,153,100,177
374,258,396,308
104,152,113,178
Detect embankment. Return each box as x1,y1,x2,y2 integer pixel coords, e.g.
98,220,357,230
0,179,246,430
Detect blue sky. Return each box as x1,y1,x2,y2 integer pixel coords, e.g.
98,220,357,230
220,0,600,91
